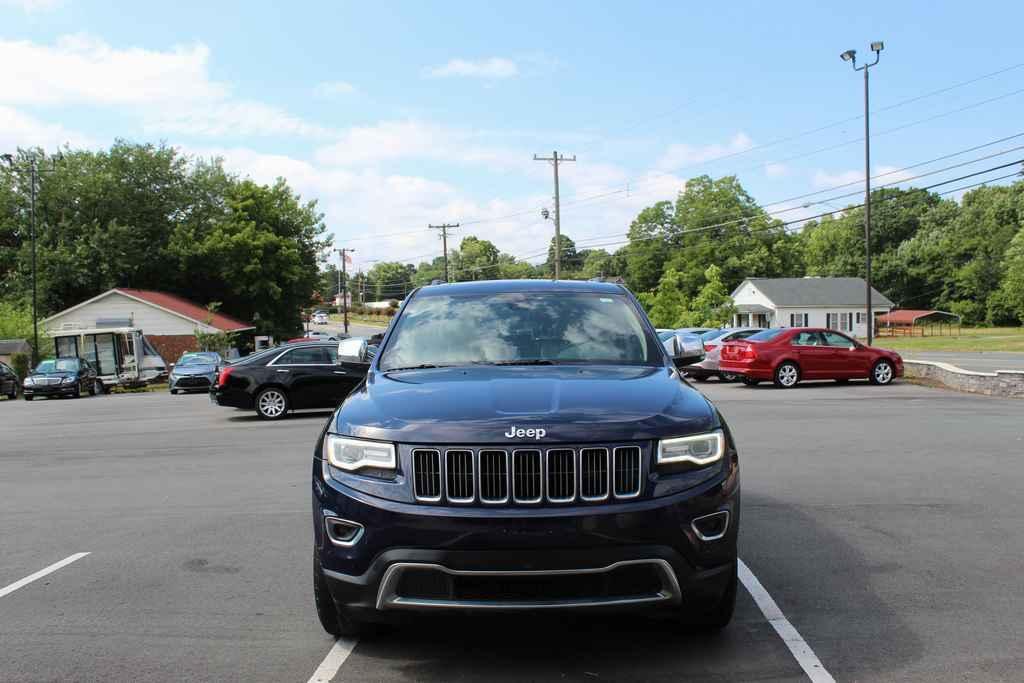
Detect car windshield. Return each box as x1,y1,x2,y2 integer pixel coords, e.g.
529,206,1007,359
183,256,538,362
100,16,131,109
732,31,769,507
178,353,218,366
379,290,656,370
745,328,786,342
700,329,731,341
35,358,78,373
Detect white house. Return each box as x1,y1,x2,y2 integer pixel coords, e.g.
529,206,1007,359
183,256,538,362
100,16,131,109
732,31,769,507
42,288,254,363
730,277,893,337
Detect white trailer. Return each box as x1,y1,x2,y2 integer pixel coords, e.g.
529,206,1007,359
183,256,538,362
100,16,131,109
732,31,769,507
50,325,167,390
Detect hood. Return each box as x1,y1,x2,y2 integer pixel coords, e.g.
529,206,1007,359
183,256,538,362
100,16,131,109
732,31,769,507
173,364,217,375
29,370,76,379
335,365,717,444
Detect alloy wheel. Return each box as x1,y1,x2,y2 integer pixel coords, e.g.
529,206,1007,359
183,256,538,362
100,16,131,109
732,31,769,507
257,389,287,419
873,361,893,385
776,363,799,388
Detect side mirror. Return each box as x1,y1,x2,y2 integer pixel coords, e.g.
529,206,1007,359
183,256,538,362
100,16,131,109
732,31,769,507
338,338,369,364
665,331,705,367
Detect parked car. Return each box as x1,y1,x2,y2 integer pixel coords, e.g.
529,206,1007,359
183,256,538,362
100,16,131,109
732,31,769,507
210,341,368,419
169,352,223,395
657,329,707,371
311,279,737,637
22,357,102,400
719,327,903,388
313,312,329,325
289,331,341,343
685,328,762,382
0,360,19,399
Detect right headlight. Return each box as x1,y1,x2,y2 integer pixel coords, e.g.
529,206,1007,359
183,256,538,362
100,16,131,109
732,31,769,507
23,377,34,386
656,429,725,467
322,434,396,472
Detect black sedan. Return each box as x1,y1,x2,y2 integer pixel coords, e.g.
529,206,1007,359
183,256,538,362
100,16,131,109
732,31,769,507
210,341,370,420
23,357,102,400
169,352,223,394
1,360,19,399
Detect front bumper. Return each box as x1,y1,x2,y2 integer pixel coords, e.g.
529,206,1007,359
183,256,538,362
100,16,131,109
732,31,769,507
313,455,739,620
170,374,214,392
23,383,78,397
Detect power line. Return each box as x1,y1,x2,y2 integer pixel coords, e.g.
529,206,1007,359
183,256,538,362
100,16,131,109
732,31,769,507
428,223,459,282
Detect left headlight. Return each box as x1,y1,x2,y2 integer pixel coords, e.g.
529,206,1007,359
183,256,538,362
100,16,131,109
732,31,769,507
657,429,725,467
322,434,396,472
23,377,34,386
61,376,76,384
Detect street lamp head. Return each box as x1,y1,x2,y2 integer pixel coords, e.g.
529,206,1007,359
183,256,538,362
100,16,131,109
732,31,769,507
840,49,856,62
870,41,884,52
541,207,550,220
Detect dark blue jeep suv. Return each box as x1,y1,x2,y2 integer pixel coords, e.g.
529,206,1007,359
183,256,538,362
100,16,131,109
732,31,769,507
312,279,739,635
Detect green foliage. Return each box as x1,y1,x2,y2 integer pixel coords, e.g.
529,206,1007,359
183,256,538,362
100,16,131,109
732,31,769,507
1,142,327,339
366,262,415,300
11,352,29,379
0,300,52,359
193,303,239,356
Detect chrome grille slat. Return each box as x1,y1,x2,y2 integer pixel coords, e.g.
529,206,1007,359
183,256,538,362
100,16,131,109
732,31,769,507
445,450,474,502
411,444,640,505
580,448,610,501
613,447,642,498
546,449,575,502
479,450,509,503
512,450,542,503
412,449,442,501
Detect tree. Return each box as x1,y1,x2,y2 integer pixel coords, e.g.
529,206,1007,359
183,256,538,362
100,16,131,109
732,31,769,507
367,262,414,300
546,234,581,276
453,235,500,281
625,201,675,292
992,227,1024,323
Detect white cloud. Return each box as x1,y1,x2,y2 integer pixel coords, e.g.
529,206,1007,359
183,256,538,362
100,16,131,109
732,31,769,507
656,132,753,172
0,105,97,151
0,35,224,106
812,168,863,188
145,100,335,138
874,164,918,186
314,120,526,171
313,81,356,98
425,57,519,79
764,162,788,178
0,0,60,12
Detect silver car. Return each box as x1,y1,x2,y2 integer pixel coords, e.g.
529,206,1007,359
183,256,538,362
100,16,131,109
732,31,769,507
685,328,762,382
169,352,223,394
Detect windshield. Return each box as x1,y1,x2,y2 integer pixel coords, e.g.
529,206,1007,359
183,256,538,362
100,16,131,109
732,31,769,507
178,353,219,366
746,328,786,342
379,291,656,370
35,358,79,373
700,329,731,341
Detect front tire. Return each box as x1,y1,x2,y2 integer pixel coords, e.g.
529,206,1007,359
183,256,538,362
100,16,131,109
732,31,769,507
682,560,737,631
24,394,33,401
870,359,895,385
773,361,800,388
170,388,178,395
256,387,289,420
719,372,738,382
314,553,365,637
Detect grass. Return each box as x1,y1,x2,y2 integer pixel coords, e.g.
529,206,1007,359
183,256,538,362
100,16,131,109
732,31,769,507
327,314,388,328
870,327,1024,353
112,382,169,394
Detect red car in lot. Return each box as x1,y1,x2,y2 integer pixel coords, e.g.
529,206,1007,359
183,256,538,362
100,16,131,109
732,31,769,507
718,327,903,388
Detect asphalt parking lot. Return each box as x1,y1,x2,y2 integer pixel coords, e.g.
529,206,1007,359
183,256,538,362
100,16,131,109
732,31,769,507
1,378,1022,682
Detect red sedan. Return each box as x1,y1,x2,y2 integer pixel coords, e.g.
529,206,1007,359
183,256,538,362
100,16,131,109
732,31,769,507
719,327,903,388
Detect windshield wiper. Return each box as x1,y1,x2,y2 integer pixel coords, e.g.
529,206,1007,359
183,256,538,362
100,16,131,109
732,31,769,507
382,363,446,372
477,359,557,366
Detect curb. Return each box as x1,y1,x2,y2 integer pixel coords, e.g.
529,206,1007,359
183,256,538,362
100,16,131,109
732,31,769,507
903,360,1024,399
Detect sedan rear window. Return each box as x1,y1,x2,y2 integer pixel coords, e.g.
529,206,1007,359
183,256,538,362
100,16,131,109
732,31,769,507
700,329,731,341
745,329,785,342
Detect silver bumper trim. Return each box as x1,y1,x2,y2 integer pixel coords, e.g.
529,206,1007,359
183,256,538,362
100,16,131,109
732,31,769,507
375,558,681,611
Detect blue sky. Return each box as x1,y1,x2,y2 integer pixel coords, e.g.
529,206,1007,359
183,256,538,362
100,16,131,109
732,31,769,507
2,0,1023,272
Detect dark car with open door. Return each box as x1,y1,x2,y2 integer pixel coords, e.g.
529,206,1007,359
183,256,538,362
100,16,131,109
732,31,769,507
719,327,903,388
22,357,102,400
1,360,19,400
210,340,370,419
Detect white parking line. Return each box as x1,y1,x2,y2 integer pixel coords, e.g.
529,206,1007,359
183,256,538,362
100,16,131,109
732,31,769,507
738,558,835,683
306,637,358,683
0,552,90,600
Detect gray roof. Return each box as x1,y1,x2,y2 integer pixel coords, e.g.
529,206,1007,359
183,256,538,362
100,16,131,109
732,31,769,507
0,339,31,355
733,277,894,308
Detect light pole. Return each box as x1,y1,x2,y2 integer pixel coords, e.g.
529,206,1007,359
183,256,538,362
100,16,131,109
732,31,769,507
2,152,60,365
840,41,884,345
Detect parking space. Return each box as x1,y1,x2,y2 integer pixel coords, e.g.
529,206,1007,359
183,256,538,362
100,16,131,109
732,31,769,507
1,380,1022,681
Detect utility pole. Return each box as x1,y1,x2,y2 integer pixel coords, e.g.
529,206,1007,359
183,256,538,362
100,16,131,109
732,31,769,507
335,248,354,335
841,41,884,345
429,223,459,282
534,151,575,280
2,152,60,365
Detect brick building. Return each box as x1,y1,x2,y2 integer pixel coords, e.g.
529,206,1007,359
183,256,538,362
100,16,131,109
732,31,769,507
42,288,254,363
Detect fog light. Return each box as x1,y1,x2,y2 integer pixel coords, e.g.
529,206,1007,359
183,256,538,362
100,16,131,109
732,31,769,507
325,517,364,547
691,511,730,541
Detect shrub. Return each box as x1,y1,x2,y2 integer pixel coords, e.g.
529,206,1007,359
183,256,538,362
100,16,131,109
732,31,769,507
11,351,29,379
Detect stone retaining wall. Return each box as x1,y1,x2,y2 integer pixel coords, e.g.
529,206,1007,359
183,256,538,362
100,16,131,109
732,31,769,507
903,360,1024,398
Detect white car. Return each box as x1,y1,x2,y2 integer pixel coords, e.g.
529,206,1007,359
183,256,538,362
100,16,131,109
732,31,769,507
312,312,329,325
